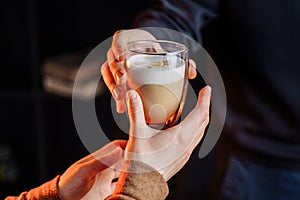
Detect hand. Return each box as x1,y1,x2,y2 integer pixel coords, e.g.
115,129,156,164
124,86,211,181
101,29,197,113
58,140,126,200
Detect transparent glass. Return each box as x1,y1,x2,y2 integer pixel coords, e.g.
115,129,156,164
125,40,189,129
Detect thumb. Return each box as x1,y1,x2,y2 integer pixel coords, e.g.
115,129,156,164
126,90,147,128
87,146,123,173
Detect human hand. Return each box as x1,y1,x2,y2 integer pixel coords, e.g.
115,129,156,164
124,86,211,181
58,140,126,200
101,29,197,113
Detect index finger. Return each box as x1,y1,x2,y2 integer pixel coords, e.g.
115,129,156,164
80,140,127,163
180,86,211,137
112,30,127,61
101,60,116,94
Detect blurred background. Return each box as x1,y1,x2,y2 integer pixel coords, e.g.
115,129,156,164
0,0,146,197
0,0,215,199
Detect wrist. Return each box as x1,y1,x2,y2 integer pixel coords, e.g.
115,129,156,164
56,176,66,200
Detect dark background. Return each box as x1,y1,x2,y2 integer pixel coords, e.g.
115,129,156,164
0,0,215,199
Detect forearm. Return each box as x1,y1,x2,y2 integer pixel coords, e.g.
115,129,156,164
106,160,169,200
5,176,62,200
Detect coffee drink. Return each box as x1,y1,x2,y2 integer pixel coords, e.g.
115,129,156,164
126,54,186,125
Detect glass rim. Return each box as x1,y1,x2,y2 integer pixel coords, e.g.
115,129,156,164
127,39,188,55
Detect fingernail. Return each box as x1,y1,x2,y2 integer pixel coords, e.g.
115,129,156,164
128,90,137,100
207,86,212,94
126,91,137,105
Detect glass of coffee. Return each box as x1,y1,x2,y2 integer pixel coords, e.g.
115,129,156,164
125,40,189,129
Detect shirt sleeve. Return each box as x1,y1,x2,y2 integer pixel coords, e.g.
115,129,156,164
5,175,62,200
106,160,169,200
131,0,220,43
5,160,168,200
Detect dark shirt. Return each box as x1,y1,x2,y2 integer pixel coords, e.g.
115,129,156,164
132,0,300,167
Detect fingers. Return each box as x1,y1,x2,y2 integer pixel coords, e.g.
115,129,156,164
126,90,147,129
101,48,127,97
80,140,126,164
101,61,115,95
195,85,211,123
87,145,123,172
111,139,128,150
101,49,127,113
188,59,197,79
154,86,211,181
116,100,126,113
182,86,211,129
175,86,211,153
107,48,126,82
101,29,158,114
112,30,127,61
180,86,210,152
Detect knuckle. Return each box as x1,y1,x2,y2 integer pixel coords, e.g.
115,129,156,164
203,116,210,126
199,110,210,125
107,49,115,63
114,29,124,36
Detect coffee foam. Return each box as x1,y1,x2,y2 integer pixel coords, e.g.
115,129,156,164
126,54,185,85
